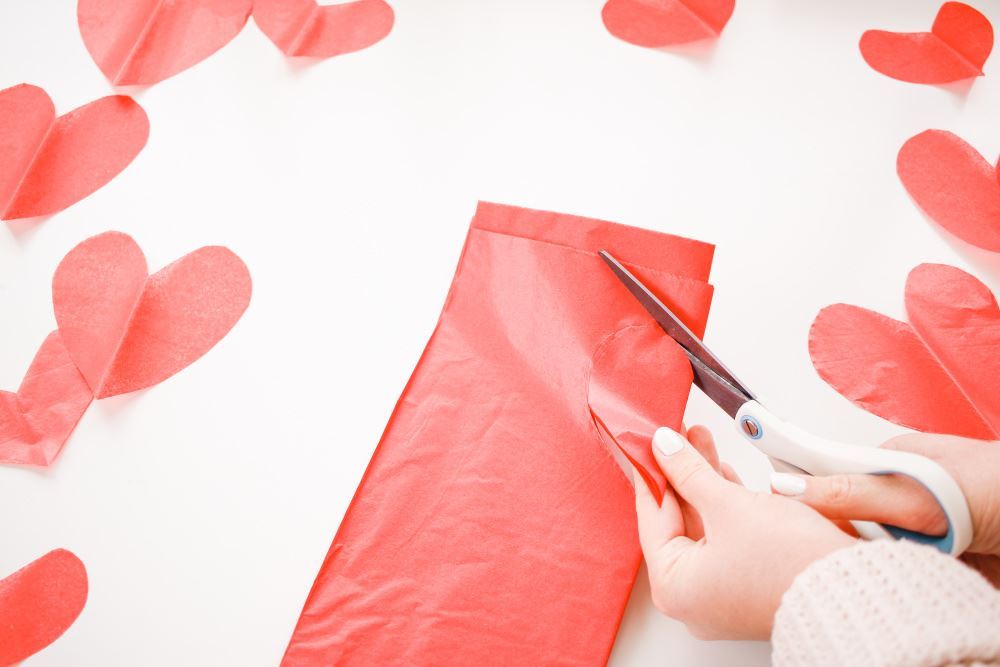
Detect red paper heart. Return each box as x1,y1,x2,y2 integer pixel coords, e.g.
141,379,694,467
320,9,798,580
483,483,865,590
0,84,148,221
52,231,253,398
0,549,88,665
77,0,253,86
859,2,993,84
253,0,394,58
897,129,1000,252
602,0,735,48
589,324,694,503
809,264,1000,440
0,332,93,466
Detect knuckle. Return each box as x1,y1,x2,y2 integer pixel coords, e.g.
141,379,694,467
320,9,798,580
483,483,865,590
671,460,709,491
823,475,854,506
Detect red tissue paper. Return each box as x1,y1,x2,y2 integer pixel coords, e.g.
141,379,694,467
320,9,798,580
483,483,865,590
0,232,252,466
77,0,253,86
897,129,1000,252
0,84,148,221
253,0,394,58
810,263,1000,441
859,2,993,84
0,549,88,666
282,202,714,665
602,0,735,48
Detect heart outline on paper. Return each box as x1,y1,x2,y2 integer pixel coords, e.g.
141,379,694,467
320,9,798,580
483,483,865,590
0,84,148,221
859,2,993,84
809,263,1000,440
77,0,253,86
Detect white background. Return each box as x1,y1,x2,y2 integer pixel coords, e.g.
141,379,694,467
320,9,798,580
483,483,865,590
2,1,999,665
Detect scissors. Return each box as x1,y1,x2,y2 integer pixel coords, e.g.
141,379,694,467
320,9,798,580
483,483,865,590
599,250,973,556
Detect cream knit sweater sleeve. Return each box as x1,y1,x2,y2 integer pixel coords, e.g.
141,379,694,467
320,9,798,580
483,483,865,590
772,540,1000,667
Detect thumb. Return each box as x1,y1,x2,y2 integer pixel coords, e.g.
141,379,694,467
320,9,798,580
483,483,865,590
652,427,734,510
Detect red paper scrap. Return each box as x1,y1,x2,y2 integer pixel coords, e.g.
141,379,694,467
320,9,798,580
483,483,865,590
859,2,993,84
0,333,93,467
253,0,393,58
809,263,1000,440
897,129,1000,252
77,0,253,86
282,202,714,665
0,84,148,221
589,324,693,503
602,0,735,48
0,549,88,665
53,231,252,398
0,232,251,466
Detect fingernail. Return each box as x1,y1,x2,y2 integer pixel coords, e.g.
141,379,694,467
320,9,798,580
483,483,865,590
653,427,686,457
770,472,807,497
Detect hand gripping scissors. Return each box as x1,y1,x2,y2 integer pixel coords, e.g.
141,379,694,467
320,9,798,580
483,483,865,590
600,250,973,555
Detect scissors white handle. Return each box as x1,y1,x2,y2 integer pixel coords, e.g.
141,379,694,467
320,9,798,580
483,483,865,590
734,401,973,556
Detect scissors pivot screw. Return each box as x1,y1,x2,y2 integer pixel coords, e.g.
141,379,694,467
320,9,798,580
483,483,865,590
740,416,762,439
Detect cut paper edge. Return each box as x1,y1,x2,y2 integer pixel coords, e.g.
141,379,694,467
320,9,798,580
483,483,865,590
589,324,694,502
896,129,1000,252
602,0,734,48
77,0,253,86
0,549,88,665
253,0,394,58
0,331,94,467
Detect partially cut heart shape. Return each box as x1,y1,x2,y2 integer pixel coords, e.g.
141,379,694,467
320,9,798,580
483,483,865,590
859,2,993,84
0,84,148,221
809,263,1000,440
589,324,694,502
0,332,94,466
253,0,394,58
52,231,253,398
897,129,1000,252
602,0,735,48
0,549,88,665
77,0,253,86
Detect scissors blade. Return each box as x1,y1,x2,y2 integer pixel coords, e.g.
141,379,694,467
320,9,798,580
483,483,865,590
599,250,756,415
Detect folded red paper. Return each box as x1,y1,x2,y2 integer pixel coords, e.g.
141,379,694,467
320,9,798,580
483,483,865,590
77,0,252,86
0,549,88,665
897,129,1000,252
282,202,713,665
602,0,735,48
589,324,694,504
0,232,252,466
810,263,1000,440
0,84,148,221
253,0,394,58
859,2,993,84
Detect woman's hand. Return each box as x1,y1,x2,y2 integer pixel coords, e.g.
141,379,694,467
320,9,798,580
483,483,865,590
634,426,854,640
771,433,1000,584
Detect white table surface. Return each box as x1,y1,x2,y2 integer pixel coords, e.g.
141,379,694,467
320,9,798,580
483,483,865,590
2,1,998,664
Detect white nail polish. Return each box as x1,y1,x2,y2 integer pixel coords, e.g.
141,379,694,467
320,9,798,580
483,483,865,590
771,472,807,497
652,427,685,457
